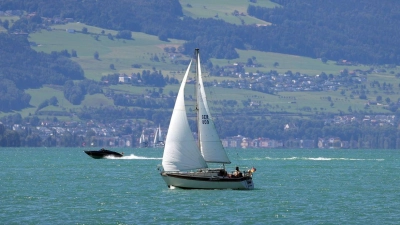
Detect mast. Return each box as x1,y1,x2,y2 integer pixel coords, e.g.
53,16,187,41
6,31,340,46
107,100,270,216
195,48,201,149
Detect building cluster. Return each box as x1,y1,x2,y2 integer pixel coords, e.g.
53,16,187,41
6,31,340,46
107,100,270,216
0,10,22,16
325,115,396,126
212,65,369,93
221,136,351,149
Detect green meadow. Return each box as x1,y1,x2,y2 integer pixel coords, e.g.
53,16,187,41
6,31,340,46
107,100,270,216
179,0,277,25
31,25,187,81
0,16,20,32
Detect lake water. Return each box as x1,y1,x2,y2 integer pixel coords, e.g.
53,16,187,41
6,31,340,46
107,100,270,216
1,148,399,224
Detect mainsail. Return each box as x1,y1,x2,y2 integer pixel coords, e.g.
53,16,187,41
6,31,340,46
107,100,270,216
196,52,231,164
153,125,163,145
162,60,208,172
139,130,147,147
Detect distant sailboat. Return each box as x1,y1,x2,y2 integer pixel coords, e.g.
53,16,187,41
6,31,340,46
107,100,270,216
160,49,255,190
139,130,148,148
153,125,164,147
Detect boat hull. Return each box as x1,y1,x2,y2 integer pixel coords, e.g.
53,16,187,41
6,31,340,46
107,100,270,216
84,150,123,159
161,172,254,190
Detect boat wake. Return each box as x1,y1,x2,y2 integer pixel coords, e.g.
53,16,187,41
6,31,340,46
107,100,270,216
105,154,162,160
263,156,384,161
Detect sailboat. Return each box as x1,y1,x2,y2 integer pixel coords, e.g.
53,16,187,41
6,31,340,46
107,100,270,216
139,130,148,147
153,125,164,147
160,49,255,190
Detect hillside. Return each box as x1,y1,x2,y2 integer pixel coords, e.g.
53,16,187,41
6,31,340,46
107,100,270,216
0,0,399,117
1,0,400,64
0,33,84,112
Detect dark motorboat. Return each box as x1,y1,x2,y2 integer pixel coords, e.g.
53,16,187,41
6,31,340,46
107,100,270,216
84,148,124,159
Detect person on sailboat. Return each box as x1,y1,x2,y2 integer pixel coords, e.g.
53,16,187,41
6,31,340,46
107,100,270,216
218,169,228,177
232,167,243,178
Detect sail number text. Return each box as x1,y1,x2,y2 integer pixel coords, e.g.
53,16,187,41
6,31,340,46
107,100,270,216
202,115,209,124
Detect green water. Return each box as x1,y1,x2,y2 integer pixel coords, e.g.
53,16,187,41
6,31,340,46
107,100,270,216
1,148,399,224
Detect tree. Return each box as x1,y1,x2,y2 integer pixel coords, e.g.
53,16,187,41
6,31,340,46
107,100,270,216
106,33,113,41
94,51,99,60
158,31,168,41
49,96,58,106
82,27,88,34
25,133,42,147
116,30,132,40
2,19,9,30
247,58,253,65
71,49,77,57
2,130,20,147
110,64,115,70
0,123,5,136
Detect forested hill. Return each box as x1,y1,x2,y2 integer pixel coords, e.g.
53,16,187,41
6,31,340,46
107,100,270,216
248,0,400,65
0,33,84,111
1,0,400,64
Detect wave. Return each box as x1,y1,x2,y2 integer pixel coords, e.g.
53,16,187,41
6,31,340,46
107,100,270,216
263,156,384,161
105,154,162,160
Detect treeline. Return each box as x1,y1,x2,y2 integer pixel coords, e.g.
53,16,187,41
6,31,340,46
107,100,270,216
3,0,400,64
111,92,175,109
62,70,179,106
0,33,85,111
76,106,170,126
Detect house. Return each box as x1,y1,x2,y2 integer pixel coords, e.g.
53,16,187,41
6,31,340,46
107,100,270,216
284,123,297,131
119,75,131,83
66,29,75,33
300,139,315,148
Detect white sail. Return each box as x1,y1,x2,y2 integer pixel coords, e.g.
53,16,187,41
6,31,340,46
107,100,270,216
162,60,208,172
153,125,164,146
139,131,145,143
153,127,160,144
196,53,231,164
157,125,163,143
139,130,147,147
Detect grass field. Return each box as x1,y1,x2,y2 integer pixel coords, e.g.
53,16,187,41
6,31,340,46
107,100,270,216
30,25,187,81
0,16,20,32
179,0,277,25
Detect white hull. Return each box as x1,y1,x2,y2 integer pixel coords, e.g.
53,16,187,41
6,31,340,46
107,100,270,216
161,172,254,190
